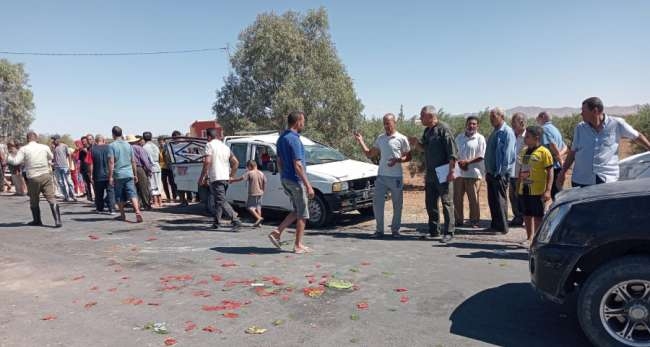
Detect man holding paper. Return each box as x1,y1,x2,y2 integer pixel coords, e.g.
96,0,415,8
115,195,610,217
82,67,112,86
409,105,458,243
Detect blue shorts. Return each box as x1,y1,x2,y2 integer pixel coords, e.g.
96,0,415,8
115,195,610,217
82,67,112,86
114,177,137,203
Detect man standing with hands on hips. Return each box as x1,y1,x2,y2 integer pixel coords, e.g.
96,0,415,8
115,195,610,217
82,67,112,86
409,106,457,243
354,113,411,238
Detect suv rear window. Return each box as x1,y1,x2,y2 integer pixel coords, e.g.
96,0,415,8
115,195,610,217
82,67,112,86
230,143,248,169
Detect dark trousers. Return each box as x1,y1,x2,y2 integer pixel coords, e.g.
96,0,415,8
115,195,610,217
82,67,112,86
508,177,524,223
135,167,151,209
486,173,509,233
572,175,605,188
425,177,455,236
81,170,93,201
161,168,177,201
208,180,237,224
93,180,115,213
551,168,562,200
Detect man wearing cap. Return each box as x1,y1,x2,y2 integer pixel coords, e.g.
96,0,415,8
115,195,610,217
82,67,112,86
126,134,153,210
7,131,62,227
51,135,77,202
108,126,143,223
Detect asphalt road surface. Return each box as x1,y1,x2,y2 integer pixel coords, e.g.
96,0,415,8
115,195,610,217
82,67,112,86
0,194,592,347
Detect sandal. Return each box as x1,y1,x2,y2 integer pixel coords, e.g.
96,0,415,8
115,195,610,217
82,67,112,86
294,246,313,254
253,218,264,227
114,215,126,221
135,213,143,223
268,231,281,249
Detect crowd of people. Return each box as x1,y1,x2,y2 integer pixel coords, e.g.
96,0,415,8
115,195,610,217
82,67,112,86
0,127,195,225
1,96,649,251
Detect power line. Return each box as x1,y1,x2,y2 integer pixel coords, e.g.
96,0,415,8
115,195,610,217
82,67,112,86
0,48,227,56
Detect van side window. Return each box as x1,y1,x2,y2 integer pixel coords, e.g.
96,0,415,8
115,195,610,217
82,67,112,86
254,145,276,171
230,143,248,169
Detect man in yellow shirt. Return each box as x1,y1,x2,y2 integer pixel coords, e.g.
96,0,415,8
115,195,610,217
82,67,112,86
517,126,553,246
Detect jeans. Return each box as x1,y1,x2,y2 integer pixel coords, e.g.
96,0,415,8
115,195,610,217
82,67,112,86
209,180,238,225
426,176,454,235
486,173,509,233
54,167,75,200
373,175,404,234
81,170,93,200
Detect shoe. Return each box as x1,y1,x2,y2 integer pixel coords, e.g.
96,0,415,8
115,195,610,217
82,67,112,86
253,218,264,227
211,223,221,229
231,219,242,229
268,231,282,249
455,222,464,227
135,213,143,223
391,232,402,239
440,234,454,243
508,219,524,227
49,203,62,228
369,232,385,239
28,207,43,226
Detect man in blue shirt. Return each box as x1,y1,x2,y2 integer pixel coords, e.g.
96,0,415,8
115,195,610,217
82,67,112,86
484,107,516,234
268,111,315,254
537,112,566,200
108,126,143,223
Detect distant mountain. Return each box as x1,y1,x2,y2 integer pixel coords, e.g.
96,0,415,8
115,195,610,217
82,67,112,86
505,105,643,118
458,104,644,118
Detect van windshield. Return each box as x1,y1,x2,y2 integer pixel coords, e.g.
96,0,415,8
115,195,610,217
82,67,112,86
304,143,347,165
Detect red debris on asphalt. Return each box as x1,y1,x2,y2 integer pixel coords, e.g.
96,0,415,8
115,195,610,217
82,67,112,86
122,297,144,305
222,312,239,318
107,288,118,293
41,314,57,321
88,235,99,240
89,286,99,291
164,337,177,346
160,274,193,282
196,279,209,285
202,325,222,333
146,237,157,241
262,276,284,286
221,261,237,267
84,301,97,309
400,295,409,303
192,290,212,298
72,275,85,281
210,275,223,282
184,321,197,332
202,300,242,311
361,261,372,266
356,302,369,310
395,288,408,292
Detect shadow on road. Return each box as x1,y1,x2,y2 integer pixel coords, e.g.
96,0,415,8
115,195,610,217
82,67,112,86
435,242,529,261
450,283,590,347
0,222,29,228
210,246,284,255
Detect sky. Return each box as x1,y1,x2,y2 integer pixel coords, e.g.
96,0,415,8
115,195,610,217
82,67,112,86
2,0,649,138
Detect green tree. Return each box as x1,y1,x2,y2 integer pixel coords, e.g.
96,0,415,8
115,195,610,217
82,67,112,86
213,8,363,153
0,59,35,140
626,104,650,154
398,104,405,122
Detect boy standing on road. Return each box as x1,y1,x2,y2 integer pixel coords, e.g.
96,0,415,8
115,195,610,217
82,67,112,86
517,126,553,246
230,160,267,227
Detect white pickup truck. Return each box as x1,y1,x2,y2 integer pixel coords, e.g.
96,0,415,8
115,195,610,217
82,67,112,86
166,133,379,227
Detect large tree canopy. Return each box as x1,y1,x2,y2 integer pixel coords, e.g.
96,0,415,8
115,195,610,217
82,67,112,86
213,8,363,147
0,59,35,139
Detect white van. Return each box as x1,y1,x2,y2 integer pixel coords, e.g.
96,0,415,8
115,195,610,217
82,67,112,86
166,133,378,227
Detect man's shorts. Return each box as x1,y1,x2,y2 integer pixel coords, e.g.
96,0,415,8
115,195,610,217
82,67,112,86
114,177,137,203
281,179,309,220
521,195,545,217
246,195,262,209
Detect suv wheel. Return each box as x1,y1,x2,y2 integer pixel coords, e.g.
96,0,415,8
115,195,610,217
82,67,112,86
578,255,650,347
308,194,331,228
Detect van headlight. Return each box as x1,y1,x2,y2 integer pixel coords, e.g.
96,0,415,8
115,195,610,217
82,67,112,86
332,181,349,192
536,203,570,244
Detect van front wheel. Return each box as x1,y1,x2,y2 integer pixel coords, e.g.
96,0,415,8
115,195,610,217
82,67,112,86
308,194,331,228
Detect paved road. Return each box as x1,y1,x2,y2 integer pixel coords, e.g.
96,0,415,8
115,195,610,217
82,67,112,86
0,195,591,347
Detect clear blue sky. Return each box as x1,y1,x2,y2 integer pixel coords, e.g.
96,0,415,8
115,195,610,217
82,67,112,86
2,0,649,138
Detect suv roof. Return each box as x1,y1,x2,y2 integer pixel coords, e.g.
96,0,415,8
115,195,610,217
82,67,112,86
554,177,650,206
224,133,317,146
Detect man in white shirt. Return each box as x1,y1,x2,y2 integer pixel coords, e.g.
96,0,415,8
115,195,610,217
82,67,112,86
7,131,62,227
142,131,163,208
454,116,486,228
198,128,242,229
354,113,411,238
508,113,526,227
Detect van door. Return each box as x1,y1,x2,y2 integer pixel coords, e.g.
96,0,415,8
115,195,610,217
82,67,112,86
252,144,291,209
226,142,249,205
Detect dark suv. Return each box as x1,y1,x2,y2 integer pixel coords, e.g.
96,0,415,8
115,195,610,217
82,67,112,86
530,178,650,347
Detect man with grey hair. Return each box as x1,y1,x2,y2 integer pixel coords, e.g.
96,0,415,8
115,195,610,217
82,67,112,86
354,113,411,238
7,131,62,227
536,111,566,200
508,112,526,227
90,135,115,214
484,107,516,234
409,106,458,243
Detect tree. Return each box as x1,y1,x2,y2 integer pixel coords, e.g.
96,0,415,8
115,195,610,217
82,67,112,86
398,104,405,122
0,59,35,140
213,8,364,150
